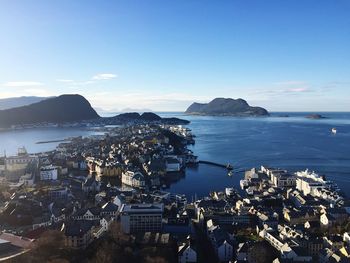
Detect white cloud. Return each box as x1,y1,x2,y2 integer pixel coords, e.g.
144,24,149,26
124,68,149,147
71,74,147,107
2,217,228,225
92,73,117,80
3,81,44,87
273,81,307,86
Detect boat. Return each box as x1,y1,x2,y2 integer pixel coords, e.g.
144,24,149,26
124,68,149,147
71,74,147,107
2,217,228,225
227,171,233,176
226,163,233,170
331,128,337,134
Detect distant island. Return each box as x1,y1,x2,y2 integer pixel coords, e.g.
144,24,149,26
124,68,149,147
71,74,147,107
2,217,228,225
185,98,269,116
0,94,189,128
107,112,190,125
305,114,327,119
0,96,52,110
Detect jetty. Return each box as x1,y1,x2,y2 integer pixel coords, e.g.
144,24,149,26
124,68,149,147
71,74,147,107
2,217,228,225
198,160,233,170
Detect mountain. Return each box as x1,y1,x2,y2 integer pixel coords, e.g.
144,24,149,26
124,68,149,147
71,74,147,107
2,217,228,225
185,98,269,116
0,94,100,127
0,96,52,110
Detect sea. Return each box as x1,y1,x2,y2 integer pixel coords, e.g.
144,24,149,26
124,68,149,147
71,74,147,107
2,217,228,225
0,112,350,199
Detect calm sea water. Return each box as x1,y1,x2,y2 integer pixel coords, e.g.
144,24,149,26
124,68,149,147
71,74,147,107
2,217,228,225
161,112,350,198
0,128,103,156
0,112,349,198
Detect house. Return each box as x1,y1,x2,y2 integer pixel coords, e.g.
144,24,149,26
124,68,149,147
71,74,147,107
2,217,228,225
82,175,100,193
40,165,58,180
101,202,118,217
72,207,101,221
178,241,197,263
206,220,234,262
121,170,146,188
236,242,250,261
62,220,93,249
100,215,114,232
284,208,317,225
323,235,344,251
320,213,336,227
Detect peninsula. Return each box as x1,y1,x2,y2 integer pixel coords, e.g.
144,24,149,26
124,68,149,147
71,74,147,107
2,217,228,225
0,94,189,129
185,97,269,116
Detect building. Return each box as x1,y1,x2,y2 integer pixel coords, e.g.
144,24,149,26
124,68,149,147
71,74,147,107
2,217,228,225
270,171,296,188
120,203,163,234
165,156,181,172
5,147,37,179
178,242,197,263
62,221,93,249
295,170,329,196
121,170,146,188
40,165,58,180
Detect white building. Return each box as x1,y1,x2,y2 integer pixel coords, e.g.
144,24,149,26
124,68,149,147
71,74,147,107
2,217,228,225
121,171,145,188
296,169,328,196
120,203,163,234
40,165,58,180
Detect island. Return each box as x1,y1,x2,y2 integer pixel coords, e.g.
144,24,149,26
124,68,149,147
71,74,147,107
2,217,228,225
306,114,327,119
185,97,269,116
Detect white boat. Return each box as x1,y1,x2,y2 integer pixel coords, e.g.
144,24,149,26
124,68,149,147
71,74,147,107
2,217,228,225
331,128,337,134
225,187,235,196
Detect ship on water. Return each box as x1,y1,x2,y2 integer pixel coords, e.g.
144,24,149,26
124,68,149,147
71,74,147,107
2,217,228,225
332,128,337,134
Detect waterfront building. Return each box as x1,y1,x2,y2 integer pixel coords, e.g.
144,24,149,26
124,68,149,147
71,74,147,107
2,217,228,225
120,203,163,234
121,170,146,188
165,156,182,172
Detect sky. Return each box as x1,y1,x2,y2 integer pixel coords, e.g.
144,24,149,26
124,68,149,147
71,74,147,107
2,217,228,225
0,0,349,112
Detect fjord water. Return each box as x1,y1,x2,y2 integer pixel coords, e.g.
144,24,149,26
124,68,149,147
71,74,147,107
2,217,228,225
0,112,349,198
161,112,350,198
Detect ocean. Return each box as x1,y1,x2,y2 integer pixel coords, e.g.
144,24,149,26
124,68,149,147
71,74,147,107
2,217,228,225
0,112,349,198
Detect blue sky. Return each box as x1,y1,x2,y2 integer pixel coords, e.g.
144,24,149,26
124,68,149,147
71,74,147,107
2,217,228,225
0,0,349,112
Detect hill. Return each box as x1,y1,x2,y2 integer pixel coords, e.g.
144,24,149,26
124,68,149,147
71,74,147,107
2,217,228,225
0,94,100,127
185,98,269,116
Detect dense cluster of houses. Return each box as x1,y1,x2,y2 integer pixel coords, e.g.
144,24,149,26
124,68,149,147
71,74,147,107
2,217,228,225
0,124,350,262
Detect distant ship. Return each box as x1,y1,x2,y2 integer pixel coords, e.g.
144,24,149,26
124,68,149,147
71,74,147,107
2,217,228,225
332,128,337,134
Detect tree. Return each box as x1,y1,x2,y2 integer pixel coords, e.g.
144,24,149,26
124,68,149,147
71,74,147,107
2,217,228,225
31,230,66,261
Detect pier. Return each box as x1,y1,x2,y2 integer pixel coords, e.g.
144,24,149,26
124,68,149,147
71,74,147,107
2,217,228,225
36,139,69,144
198,160,233,170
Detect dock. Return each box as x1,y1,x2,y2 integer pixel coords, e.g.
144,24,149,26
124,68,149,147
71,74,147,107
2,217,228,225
198,160,233,170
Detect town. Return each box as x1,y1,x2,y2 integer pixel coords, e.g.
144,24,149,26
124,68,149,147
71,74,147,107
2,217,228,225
0,124,349,263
